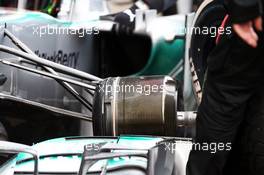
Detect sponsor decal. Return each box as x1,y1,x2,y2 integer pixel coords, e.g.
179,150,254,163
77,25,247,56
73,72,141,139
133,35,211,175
35,50,79,68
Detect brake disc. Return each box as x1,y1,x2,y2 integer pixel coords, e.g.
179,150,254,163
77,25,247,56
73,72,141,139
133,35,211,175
93,76,196,137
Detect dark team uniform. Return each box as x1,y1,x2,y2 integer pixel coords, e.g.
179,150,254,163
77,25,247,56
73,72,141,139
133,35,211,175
187,0,264,175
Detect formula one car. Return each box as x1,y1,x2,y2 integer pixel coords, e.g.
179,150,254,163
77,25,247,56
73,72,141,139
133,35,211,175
0,0,186,144
1,0,254,175
0,1,195,174
0,28,195,174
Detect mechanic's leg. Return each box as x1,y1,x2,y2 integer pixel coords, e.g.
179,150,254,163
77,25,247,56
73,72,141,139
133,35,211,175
186,15,264,174
233,85,264,175
186,77,253,175
222,28,264,175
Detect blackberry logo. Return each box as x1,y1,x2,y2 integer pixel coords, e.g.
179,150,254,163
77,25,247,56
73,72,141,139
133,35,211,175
35,50,79,68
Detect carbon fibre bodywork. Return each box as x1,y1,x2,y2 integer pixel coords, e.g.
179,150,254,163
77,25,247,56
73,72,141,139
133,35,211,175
0,1,198,175
0,136,192,175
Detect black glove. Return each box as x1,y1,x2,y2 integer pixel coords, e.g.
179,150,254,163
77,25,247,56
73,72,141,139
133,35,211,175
101,0,177,32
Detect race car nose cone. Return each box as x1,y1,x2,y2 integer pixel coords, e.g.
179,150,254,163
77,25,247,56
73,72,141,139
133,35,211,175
0,73,7,86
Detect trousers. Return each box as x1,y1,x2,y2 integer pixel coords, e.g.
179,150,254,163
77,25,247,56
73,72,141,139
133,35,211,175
186,20,264,175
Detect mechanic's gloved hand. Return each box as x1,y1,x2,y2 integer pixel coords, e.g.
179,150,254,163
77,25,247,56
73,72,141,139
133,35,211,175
0,73,7,86
101,0,149,32
113,3,141,30
102,0,177,32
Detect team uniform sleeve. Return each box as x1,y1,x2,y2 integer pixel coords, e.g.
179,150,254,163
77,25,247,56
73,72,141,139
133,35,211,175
224,0,263,23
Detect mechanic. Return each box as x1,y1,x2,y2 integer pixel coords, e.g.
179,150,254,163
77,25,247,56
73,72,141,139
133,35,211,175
186,0,264,175
108,0,177,29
